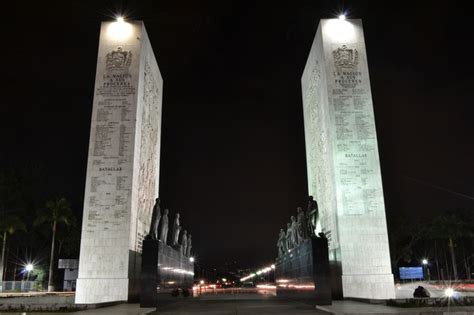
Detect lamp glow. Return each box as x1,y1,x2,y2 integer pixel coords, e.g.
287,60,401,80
338,14,346,20
190,257,195,262
25,264,34,272
445,288,454,297
325,19,356,43
422,259,428,265
107,18,133,41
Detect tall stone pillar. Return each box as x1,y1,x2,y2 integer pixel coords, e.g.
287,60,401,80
76,20,163,304
302,19,394,299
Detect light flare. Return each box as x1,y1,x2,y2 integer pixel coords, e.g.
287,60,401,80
107,18,133,41
325,19,356,43
445,288,455,297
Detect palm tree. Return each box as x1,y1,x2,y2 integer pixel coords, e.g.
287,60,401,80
34,198,75,292
0,215,26,292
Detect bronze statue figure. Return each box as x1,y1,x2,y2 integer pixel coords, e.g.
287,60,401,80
160,209,169,244
290,215,298,246
286,222,293,249
277,228,286,256
306,196,319,237
186,234,192,257
172,213,181,246
296,206,307,242
148,198,161,240
181,230,188,255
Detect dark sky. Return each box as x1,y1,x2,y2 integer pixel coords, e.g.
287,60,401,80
2,0,473,269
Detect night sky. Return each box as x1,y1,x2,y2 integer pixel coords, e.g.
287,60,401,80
2,0,473,269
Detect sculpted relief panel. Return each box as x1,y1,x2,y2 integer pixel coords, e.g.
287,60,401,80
136,60,161,252
303,61,339,250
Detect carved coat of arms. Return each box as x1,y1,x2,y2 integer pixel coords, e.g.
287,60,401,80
333,45,358,68
106,47,132,71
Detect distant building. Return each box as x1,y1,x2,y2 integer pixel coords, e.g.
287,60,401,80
58,259,78,291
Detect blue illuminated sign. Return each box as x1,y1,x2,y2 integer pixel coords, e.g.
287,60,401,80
399,267,424,280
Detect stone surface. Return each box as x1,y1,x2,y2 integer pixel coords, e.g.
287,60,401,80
76,20,163,304
152,296,474,315
301,19,394,299
140,240,159,307
154,297,324,314
139,239,194,307
2,296,474,314
275,237,332,305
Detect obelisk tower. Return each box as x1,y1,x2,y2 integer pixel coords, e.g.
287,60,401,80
302,18,394,299
76,19,163,304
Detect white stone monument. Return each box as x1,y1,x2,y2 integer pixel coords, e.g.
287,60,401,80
302,18,395,299
76,20,163,304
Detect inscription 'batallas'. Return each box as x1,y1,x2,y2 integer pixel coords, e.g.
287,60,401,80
345,153,368,158
99,167,123,171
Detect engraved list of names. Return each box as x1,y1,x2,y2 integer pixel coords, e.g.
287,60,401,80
329,43,383,217
85,45,137,233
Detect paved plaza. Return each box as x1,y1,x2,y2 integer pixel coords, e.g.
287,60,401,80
2,294,474,314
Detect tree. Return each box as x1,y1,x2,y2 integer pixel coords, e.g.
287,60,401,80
428,212,470,280
34,198,75,292
388,219,425,269
56,224,81,259
0,215,26,292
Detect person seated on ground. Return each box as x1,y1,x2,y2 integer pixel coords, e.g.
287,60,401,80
413,285,431,298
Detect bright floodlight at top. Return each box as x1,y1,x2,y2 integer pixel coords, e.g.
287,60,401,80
107,16,133,41
339,14,346,20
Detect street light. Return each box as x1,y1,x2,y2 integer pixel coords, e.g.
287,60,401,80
25,264,34,272
421,259,430,281
24,263,34,283
445,288,454,297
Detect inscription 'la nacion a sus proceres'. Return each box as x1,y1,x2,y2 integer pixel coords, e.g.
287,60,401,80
333,71,362,88
102,73,132,87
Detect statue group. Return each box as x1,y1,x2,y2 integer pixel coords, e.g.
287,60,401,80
147,198,193,257
277,196,320,256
